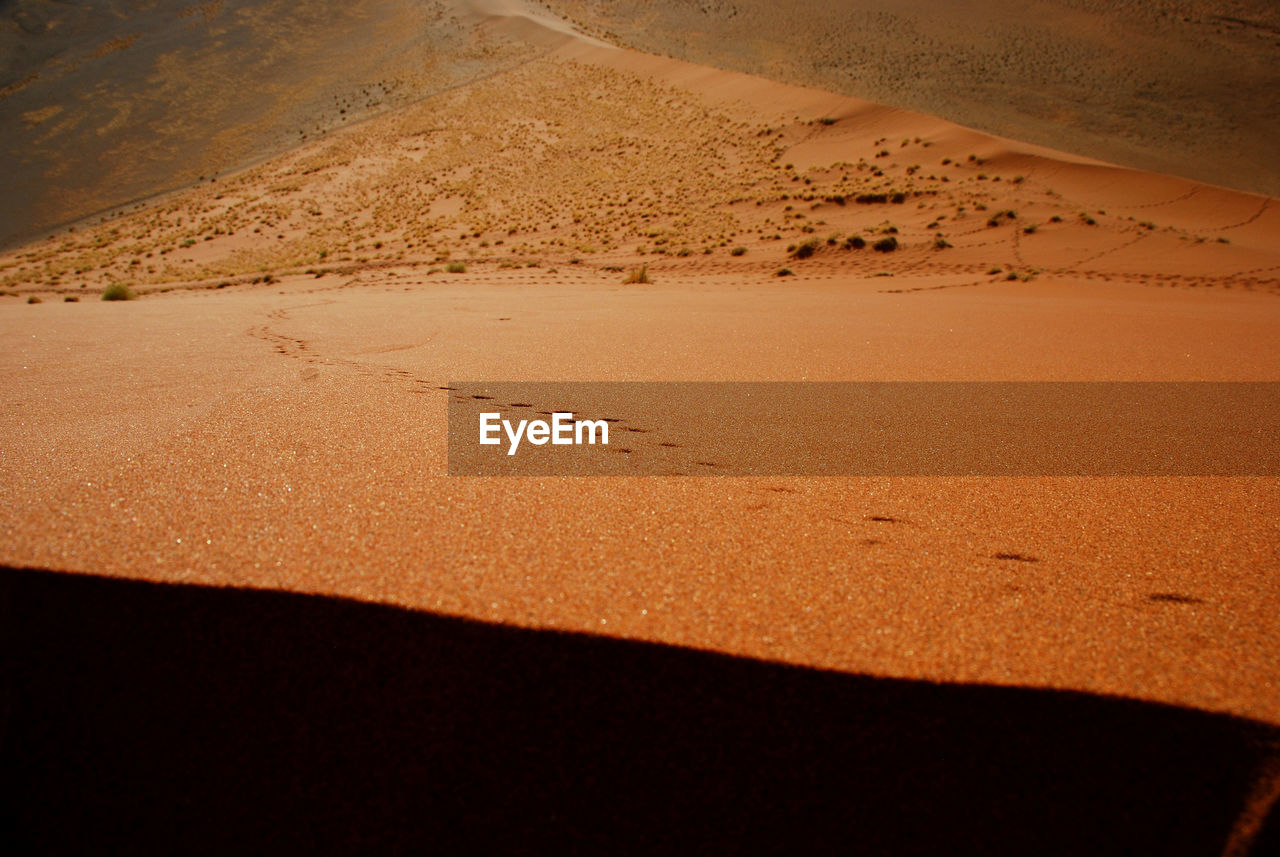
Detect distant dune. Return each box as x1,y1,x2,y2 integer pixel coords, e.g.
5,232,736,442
542,0,1280,197
4,0,1275,251
0,0,548,248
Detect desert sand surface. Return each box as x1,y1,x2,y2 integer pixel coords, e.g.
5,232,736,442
544,0,1280,197
2,1,1279,853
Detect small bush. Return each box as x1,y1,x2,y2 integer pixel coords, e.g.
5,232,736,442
818,117,837,125
27,295,42,304
872,237,898,253
623,265,650,284
1023,225,1038,235
775,268,794,277
844,236,866,250
446,262,467,273
730,246,747,256
102,283,137,301
790,239,820,259
64,296,79,302
933,235,952,250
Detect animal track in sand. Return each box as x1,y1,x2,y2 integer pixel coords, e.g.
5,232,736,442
1147,593,1204,605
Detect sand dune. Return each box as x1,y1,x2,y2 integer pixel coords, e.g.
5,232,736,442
543,0,1280,197
0,0,555,248
1,1,1278,851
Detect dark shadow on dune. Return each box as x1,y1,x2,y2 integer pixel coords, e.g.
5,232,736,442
1,565,1276,856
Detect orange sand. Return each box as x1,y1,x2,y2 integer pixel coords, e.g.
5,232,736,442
0,5,1277,844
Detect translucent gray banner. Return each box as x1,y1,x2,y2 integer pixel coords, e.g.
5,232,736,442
446,382,1280,476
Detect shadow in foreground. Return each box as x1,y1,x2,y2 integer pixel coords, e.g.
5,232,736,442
1,566,1276,856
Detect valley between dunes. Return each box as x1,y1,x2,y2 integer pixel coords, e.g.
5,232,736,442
1,1,1278,851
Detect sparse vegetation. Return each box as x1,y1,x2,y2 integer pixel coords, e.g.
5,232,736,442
775,267,794,277
730,246,747,256
446,262,467,273
790,238,820,259
27,295,42,304
623,265,650,284
102,283,136,301
873,237,898,253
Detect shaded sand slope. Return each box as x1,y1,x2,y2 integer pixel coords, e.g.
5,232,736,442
0,0,553,248
3,567,1277,854
544,0,1280,197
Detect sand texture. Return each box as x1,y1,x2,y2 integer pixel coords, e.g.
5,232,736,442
1,1,1278,852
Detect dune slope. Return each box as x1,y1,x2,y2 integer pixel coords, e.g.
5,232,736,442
0,4,1278,852
544,0,1280,197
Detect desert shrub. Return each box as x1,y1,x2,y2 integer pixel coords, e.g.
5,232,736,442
730,247,747,256
775,268,794,277
933,235,952,250
27,295,42,304
623,265,650,284
102,283,136,301
64,296,79,302
446,262,467,273
844,236,866,250
855,193,888,204
1023,225,1038,234
790,239,820,260
872,237,898,253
